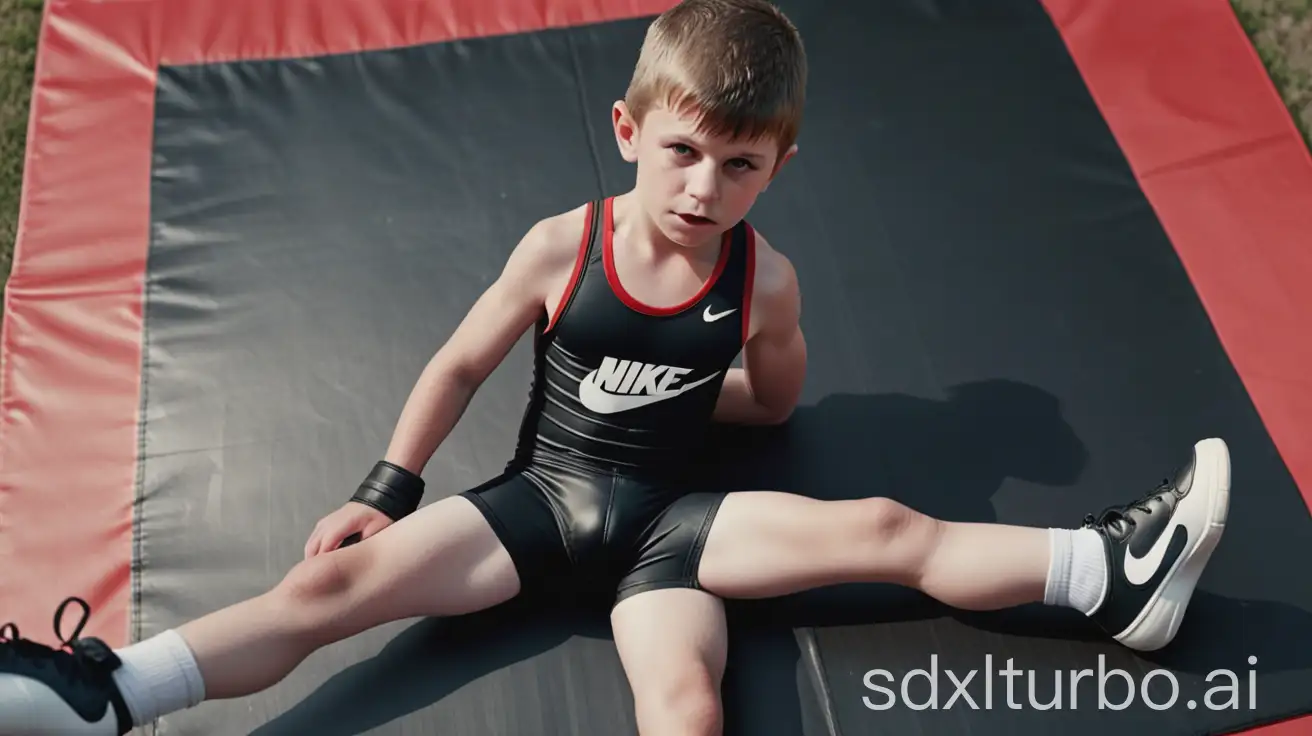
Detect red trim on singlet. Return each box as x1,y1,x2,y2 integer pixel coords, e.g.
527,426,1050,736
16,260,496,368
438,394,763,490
602,196,732,317
741,223,756,346
544,201,595,333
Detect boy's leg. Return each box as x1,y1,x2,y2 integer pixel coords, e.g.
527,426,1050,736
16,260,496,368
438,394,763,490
697,438,1231,652
611,589,728,736
0,492,523,735
174,494,520,700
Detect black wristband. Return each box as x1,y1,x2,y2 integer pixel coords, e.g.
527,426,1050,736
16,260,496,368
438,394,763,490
350,461,425,521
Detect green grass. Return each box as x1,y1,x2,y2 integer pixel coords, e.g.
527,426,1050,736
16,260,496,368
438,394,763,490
0,0,41,301
0,1,1309,301
1233,0,1312,149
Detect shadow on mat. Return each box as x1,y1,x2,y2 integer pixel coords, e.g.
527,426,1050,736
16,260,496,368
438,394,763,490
248,379,1312,735
247,597,618,736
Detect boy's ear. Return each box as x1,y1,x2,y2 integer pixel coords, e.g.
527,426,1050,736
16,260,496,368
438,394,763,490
764,143,799,189
612,101,640,163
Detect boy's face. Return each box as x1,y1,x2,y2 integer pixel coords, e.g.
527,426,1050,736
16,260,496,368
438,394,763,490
613,100,796,248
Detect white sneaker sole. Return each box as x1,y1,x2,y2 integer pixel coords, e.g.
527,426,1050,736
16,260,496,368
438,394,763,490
1115,437,1231,651
0,674,119,735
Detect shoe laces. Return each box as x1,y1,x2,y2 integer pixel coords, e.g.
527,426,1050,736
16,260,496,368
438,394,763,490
1082,477,1174,529
0,596,118,685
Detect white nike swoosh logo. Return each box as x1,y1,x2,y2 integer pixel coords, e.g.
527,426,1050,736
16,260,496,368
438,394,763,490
578,370,721,414
1123,514,1186,586
703,305,737,323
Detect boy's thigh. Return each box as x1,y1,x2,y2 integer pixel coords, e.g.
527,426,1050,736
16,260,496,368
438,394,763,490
613,490,728,603
327,492,524,619
611,587,728,695
456,469,580,599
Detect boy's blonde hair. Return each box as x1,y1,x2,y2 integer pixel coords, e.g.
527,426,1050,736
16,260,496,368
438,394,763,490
625,0,807,156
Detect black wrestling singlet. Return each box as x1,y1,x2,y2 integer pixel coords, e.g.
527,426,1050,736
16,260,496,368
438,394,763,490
510,197,756,476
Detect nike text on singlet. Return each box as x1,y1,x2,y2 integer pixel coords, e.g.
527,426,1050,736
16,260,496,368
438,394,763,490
508,197,756,476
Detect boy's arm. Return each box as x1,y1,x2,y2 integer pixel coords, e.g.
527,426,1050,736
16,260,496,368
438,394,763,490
713,232,806,425
381,215,577,474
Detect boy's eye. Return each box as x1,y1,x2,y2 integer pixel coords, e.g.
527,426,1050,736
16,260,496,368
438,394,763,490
666,144,755,170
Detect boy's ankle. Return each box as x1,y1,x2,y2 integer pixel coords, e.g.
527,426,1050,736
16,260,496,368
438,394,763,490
110,630,206,726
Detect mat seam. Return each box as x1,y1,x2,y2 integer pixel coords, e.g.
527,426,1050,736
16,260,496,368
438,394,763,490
799,627,843,736
563,27,609,199
132,62,162,736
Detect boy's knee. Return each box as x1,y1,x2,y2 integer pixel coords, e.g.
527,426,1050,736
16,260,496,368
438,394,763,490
635,667,722,736
275,551,365,607
855,497,941,581
859,497,926,540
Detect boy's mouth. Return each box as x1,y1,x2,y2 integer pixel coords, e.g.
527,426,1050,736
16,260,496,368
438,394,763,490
675,212,715,226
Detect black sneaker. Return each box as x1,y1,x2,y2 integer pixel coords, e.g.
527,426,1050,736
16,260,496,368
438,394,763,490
0,596,132,735
1083,437,1231,651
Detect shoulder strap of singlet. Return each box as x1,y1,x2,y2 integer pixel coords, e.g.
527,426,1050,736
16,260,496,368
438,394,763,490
543,200,602,333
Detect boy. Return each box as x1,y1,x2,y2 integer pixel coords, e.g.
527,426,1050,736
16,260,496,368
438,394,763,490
0,1,1230,734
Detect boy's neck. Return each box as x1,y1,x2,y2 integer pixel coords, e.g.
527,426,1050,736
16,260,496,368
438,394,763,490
610,191,724,269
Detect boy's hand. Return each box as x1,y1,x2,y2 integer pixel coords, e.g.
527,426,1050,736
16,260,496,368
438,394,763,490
304,502,393,559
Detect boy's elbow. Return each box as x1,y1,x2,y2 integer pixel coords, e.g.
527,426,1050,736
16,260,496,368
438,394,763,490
427,349,488,395
758,401,796,425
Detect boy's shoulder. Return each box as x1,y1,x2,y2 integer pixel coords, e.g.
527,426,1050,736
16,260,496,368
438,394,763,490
503,202,594,279
748,225,799,303
744,224,802,333
519,201,593,258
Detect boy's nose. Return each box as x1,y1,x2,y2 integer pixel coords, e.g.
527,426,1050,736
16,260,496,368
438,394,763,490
685,163,719,201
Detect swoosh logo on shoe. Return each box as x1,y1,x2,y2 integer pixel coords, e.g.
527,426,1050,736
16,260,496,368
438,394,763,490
1123,514,1188,586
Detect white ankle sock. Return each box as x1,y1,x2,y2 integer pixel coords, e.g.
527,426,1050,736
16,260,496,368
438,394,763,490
1043,528,1108,615
111,630,207,727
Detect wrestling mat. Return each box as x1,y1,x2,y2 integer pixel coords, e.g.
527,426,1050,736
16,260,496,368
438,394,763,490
3,0,1311,733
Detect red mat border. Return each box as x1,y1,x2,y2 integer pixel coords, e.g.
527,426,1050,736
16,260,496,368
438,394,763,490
1040,0,1312,520
1043,0,1312,732
1,0,1308,733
